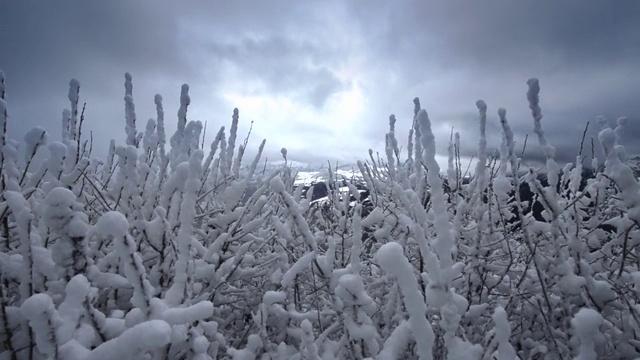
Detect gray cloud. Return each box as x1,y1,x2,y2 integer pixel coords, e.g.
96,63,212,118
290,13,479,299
0,1,196,156
1,0,638,168
345,1,640,165
205,37,346,108
353,1,640,71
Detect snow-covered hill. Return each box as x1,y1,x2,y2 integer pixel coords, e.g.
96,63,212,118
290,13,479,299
293,165,363,186
257,160,364,186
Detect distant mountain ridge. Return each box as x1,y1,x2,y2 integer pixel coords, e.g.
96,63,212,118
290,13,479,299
257,154,640,187
260,161,363,186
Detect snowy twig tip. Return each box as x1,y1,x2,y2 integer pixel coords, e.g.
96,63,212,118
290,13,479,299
476,100,487,112
617,117,629,127
417,109,429,128
413,97,421,115
68,79,80,103
526,78,540,103
124,73,133,96
69,79,80,91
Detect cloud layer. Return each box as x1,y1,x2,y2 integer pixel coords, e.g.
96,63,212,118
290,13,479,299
1,1,638,166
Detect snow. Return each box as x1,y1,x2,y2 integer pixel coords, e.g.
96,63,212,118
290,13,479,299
336,273,380,355
165,149,202,306
87,320,172,359
228,334,262,360
67,78,80,141
474,100,488,198
281,251,316,288
58,275,92,345
227,108,239,172
124,73,138,147
21,293,61,357
300,320,320,360
377,242,434,360
95,211,155,315
599,127,640,223
192,335,212,359
378,321,411,360
336,274,374,309
23,126,47,161
571,309,603,360
68,79,80,103
263,291,287,307
272,176,319,252
492,306,518,360
361,207,384,228
270,176,286,193
350,204,363,272
418,109,455,272
143,118,157,153
43,186,89,260
559,259,586,295
59,339,91,360
162,301,214,325
93,211,130,238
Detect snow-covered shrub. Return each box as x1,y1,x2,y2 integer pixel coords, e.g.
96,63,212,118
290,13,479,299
0,69,638,359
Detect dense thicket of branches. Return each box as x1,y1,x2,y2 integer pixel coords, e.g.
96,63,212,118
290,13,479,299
0,70,638,359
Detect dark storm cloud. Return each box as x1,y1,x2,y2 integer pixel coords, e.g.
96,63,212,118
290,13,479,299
352,0,640,72
0,2,187,92
346,0,640,165
0,1,197,155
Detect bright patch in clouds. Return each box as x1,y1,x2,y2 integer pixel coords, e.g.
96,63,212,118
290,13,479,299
222,82,367,160
326,83,365,121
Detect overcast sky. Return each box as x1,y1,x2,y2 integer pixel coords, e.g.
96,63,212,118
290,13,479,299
1,1,639,167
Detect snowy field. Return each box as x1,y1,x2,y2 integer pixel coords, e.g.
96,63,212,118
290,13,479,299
1,71,639,359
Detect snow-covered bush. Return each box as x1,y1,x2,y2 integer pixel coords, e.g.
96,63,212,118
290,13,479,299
0,69,638,359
